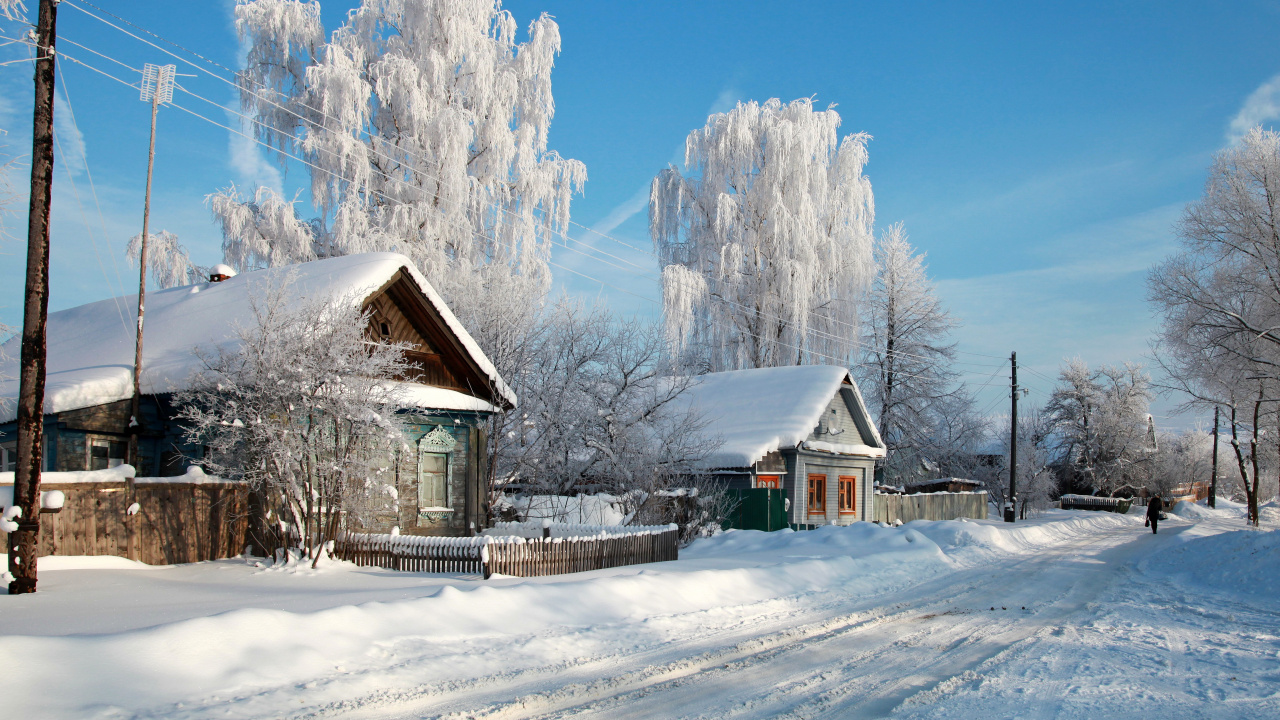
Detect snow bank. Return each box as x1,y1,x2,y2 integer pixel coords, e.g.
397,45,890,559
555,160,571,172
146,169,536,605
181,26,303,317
0,553,161,571
1169,499,1244,520
1144,527,1280,605
0,510,1162,718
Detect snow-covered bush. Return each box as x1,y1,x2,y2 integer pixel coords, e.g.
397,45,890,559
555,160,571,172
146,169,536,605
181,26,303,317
176,276,413,566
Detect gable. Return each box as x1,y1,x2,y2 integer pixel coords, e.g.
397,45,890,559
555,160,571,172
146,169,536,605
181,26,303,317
363,271,508,409
807,384,872,446
366,291,437,353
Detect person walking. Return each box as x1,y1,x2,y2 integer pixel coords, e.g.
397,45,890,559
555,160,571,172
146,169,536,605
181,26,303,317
1146,495,1164,534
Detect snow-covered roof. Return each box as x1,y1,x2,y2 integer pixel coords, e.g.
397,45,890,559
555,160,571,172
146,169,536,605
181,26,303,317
0,252,515,422
680,365,884,469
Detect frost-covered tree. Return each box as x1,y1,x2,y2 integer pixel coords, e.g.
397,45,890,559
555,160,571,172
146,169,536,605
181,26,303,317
125,230,205,289
858,223,971,481
651,97,875,371
1148,126,1280,525
176,278,413,566
215,0,585,351
493,299,713,501
1045,360,1153,496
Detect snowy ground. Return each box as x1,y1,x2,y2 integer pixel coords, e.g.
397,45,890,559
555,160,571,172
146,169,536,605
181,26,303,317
2,502,1276,719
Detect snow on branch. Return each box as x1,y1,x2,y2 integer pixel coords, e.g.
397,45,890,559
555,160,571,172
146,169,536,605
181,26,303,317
126,230,206,289
651,98,875,371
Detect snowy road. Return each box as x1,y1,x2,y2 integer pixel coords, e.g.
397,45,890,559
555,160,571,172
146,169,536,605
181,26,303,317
4,507,1277,719
338,519,1181,720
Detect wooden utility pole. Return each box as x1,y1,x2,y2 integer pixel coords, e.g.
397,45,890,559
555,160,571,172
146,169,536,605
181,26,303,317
126,63,174,472
9,0,58,595
1005,351,1018,523
1209,406,1219,509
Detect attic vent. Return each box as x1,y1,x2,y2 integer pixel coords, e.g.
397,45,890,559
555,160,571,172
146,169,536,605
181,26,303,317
380,321,391,338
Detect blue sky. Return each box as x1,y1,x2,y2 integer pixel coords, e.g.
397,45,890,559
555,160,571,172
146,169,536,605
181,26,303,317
2,0,1279,428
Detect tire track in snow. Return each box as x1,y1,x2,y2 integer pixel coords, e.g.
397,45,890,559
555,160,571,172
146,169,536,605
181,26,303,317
457,523,1162,720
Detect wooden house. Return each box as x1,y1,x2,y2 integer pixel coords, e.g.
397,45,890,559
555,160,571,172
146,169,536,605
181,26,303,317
0,252,515,538
680,365,886,528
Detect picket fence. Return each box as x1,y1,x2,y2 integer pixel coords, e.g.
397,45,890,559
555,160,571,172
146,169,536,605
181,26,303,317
333,523,679,579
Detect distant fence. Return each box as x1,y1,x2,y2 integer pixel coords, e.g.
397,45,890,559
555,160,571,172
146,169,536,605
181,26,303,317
1059,495,1132,513
874,491,988,524
3,480,250,564
335,523,679,578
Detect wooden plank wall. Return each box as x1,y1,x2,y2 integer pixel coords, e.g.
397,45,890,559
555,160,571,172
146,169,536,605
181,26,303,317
874,491,988,524
334,529,680,579
19,482,250,564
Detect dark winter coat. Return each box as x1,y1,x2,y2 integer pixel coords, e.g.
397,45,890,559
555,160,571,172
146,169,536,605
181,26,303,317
1146,496,1164,519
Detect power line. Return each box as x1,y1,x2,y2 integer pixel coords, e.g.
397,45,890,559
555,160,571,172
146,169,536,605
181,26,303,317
56,40,1004,387
62,3,1013,374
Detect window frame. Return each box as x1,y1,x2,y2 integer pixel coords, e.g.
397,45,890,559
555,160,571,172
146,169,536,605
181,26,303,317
807,473,826,514
838,474,857,514
87,436,127,471
416,449,451,511
756,474,780,489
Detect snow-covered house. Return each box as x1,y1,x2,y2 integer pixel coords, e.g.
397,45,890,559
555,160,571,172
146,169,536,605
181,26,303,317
0,252,515,537
681,365,885,527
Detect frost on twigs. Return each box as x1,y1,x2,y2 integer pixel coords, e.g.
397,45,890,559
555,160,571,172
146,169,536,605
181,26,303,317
176,275,413,567
0,1,25,22
126,230,206,289
651,98,875,371
220,0,585,352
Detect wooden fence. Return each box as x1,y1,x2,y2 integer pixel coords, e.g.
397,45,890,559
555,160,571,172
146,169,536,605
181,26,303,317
1059,494,1133,513
4,480,250,564
874,491,988,524
334,525,680,579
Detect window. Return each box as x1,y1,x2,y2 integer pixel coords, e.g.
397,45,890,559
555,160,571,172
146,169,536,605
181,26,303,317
89,438,127,470
807,474,826,514
757,475,780,489
838,475,857,514
417,452,449,509
0,441,15,472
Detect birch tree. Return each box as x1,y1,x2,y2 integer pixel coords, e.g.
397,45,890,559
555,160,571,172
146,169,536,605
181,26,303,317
651,98,875,370
214,0,585,352
176,279,413,566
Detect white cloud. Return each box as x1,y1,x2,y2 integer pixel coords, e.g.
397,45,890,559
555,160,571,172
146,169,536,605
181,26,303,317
227,107,283,193
587,184,650,239
1227,73,1280,144
707,86,739,116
